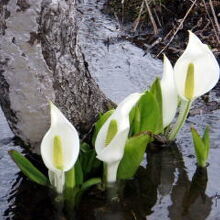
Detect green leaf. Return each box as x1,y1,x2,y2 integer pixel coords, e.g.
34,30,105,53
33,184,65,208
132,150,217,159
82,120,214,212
129,101,136,125
150,78,163,133
135,91,162,134
81,178,101,191
79,146,101,177
80,142,91,153
117,134,151,179
74,159,84,186
131,105,141,136
65,166,76,189
9,150,49,186
202,126,210,161
92,109,115,146
191,127,207,167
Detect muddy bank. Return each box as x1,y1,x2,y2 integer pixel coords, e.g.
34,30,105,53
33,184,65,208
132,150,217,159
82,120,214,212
103,0,220,63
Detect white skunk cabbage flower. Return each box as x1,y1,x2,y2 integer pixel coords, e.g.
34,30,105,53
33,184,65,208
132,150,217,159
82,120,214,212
160,55,178,128
41,102,80,193
95,93,142,183
174,31,219,101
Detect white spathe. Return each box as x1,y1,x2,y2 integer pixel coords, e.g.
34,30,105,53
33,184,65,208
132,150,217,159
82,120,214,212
160,55,178,128
41,102,80,193
174,31,220,100
95,93,142,183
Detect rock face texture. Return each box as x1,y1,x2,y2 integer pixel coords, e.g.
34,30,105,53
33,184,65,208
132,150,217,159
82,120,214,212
0,0,162,152
0,0,115,151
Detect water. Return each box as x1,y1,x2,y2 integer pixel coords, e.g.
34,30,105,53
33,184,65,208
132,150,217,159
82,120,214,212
1,91,220,219
78,0,162,103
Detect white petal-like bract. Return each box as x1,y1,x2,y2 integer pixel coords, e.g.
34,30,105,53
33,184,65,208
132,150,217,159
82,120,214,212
95,93,142,182
174,31,219,100
160,55,178,127
41,102,80,173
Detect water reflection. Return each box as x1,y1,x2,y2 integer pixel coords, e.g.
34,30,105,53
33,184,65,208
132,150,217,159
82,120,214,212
182,167,209,216
4,143,212,220
167,147,212,220
78,143,212,220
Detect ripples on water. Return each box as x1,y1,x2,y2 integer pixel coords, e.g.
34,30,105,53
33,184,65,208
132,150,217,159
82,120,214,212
1,93,220,220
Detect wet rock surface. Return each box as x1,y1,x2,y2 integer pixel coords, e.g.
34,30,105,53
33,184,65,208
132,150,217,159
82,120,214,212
0,0,162,152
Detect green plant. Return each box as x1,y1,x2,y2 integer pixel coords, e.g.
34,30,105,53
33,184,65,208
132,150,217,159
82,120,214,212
191,126,210,168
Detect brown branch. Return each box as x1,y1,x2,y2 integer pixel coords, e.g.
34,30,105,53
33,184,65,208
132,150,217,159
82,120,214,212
209,0,220,42
144,0,158,35
201,0,220,44
156,0,197,57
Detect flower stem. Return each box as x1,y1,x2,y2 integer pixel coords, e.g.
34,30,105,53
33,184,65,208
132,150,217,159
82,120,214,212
48,170,65,194
104,161,120,186
168,99,192,141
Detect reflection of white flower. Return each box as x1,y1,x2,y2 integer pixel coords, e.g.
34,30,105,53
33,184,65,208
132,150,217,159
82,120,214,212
95,93,142,183
160,55,178,128
41,102,80,193
174,31,219,100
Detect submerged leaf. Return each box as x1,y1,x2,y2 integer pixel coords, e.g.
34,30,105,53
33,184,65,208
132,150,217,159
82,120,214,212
9,150,49,186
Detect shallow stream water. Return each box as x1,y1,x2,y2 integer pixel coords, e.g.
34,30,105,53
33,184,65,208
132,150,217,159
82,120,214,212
1,90,220,220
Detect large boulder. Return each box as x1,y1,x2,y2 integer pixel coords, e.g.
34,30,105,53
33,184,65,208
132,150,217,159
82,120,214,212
0,0,162,152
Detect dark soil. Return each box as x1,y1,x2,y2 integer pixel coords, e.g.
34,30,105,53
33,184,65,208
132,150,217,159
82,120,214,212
103,0,220,64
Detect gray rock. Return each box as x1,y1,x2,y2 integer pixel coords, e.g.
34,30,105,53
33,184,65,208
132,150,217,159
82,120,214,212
0,0,162,152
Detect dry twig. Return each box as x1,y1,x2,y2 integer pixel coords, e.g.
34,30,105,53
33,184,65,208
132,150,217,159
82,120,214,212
133,1,145,32
144,0,158,35
201,0,220,44
209,0,220,38
156,0,197,57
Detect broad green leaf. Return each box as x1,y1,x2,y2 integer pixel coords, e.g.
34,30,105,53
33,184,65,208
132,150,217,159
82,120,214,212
150,78,163,133
150,78,162,112
129,101,136,125
92,109,115,146
9,150,49,186
191,128,206,167
129,100,140,136
81,178,101,191
132,105,141,135
117,134,150,179
65,166,76,189
136,91,162,134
